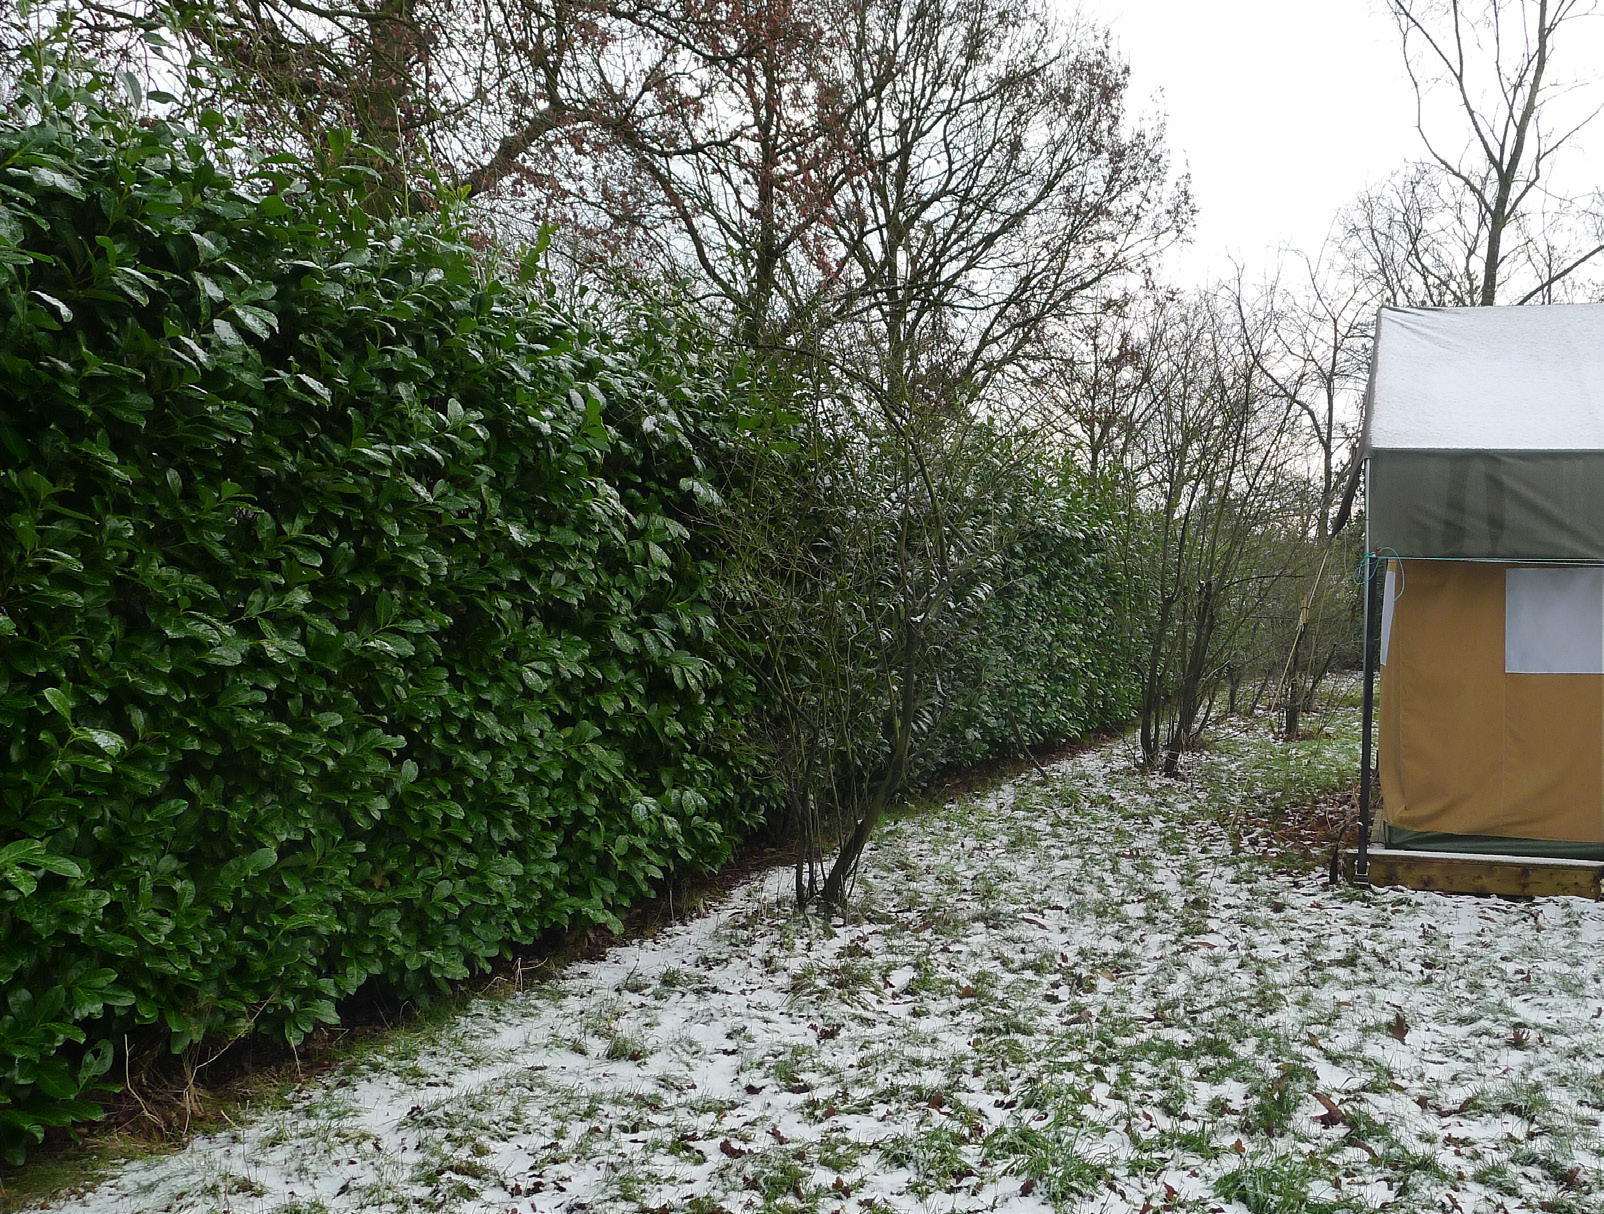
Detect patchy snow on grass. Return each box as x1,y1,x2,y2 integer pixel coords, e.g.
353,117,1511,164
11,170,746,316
41,710,1604,1214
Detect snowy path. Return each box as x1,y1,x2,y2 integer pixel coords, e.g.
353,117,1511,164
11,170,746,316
44,712,1604,1214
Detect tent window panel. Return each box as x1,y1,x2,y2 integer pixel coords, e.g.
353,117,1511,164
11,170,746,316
1505,567,1604,675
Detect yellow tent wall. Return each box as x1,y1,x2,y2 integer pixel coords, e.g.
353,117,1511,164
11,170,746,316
1378,559,1604,852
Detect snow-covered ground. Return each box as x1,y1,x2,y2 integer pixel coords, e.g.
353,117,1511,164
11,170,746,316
42,711,1604,1214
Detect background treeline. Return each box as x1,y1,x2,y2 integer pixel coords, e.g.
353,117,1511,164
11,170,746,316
5,0,1604,1166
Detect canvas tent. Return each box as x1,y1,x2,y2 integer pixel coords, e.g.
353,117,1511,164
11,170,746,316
1356,303,1604,863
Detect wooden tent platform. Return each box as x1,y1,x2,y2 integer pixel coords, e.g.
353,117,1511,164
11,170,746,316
1344,848,1604,899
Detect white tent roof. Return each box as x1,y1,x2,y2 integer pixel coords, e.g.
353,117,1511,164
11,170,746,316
1367,304,1604,451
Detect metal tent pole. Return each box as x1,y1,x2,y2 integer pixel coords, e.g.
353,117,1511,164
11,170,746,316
1356,551,1382,880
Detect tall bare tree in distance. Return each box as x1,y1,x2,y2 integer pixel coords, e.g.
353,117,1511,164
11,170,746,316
1232,247,1371,537
569,0,865,349
1388,0,1604,304
698,0,1189,905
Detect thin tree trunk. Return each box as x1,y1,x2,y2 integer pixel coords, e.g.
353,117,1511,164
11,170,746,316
819,620,921,905
1284,621,1305,740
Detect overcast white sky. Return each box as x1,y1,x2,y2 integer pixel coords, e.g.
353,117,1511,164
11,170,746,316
1079,0,1604,287
1079,0,1418,284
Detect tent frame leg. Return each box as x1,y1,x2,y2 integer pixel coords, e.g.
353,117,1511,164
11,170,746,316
1356,551,1382,879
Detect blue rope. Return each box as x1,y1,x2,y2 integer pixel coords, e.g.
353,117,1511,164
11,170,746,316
1353,548,1401,584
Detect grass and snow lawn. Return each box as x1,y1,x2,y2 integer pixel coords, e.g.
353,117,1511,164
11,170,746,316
36,708,1604,1214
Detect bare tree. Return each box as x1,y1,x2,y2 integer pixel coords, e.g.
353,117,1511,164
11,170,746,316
806,0,1184,899
826,0,1188,405
1131,294,1305,773
711,353,1063,906
579,0,1191,367
702,0,1186,906
1388,0,1604,304
1232,246,1372,538
564,0,865,346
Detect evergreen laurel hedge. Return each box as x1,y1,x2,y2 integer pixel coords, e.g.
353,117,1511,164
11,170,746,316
0,77,766,1162
0,69,1144,1167
923,490,1141,779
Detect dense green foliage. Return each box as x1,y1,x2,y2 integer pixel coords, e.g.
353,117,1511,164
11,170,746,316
925,498,1141,777
0,70,1143,1164
0,81,764,1164
713,409,1141,899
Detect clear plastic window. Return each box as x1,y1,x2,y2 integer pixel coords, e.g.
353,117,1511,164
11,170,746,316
1505,567,1604,675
